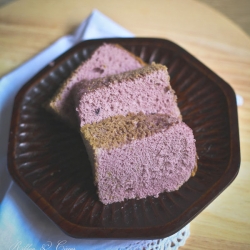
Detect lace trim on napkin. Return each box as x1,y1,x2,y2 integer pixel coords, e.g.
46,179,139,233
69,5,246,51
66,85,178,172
120,223,190,250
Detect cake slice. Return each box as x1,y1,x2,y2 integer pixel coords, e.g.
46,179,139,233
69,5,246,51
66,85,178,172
81,113,197,205
48,43,145,126
74,63,181,127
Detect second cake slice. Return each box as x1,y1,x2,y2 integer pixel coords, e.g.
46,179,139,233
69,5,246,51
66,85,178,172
74,63,181,127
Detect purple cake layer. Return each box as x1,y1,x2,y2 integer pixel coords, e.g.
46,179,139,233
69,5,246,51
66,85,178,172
49,44,145,126
81,114,197,205
75,63,181,127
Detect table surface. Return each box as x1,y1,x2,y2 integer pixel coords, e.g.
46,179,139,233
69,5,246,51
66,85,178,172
0,0,250,249
199,0,250,36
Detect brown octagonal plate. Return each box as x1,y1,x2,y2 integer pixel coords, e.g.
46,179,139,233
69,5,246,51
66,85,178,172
8,38,240,239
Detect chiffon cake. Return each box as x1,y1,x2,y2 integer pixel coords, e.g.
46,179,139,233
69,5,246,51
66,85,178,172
74,63,181,127
49,43,145,126
81,113,197,205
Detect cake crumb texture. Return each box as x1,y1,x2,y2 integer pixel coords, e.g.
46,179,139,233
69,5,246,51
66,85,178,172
81,112,179,150
48,43,145,126
81,114,197,205
75,63,181,127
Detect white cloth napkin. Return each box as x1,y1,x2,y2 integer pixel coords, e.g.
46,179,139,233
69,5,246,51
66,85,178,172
0,10,191,250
